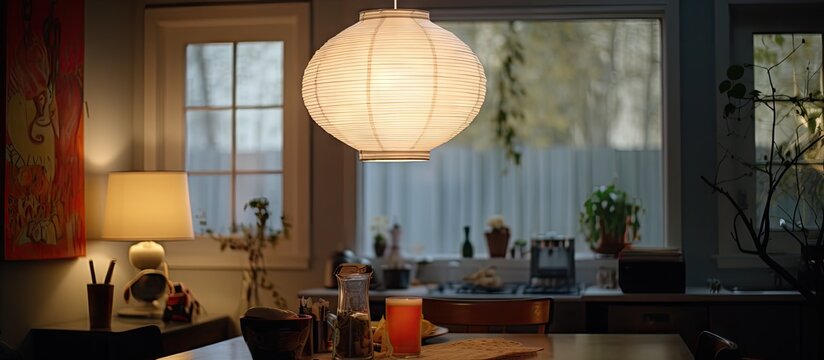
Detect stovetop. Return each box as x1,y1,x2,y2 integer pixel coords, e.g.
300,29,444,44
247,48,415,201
455,282,522,294
436,282,579,296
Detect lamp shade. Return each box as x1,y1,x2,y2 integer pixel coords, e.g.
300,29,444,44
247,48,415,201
102,172,194,241
302,9,486,161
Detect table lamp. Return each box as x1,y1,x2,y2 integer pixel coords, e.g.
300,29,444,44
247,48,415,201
102,171,194,317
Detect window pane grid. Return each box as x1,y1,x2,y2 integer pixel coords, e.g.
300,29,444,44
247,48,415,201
230,42,238,225
185,40,284,229
752,33,823,230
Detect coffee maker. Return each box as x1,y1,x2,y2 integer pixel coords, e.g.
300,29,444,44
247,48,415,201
527,233,576,294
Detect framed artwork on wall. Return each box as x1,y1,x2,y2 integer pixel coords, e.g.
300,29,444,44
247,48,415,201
4,0,85,260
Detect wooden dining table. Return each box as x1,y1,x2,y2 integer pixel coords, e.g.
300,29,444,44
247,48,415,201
160,333,693,359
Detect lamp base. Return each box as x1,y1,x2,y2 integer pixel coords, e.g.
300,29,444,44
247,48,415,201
129,241,166,270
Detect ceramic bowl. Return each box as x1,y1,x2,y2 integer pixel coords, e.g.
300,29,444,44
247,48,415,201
240,314,312,360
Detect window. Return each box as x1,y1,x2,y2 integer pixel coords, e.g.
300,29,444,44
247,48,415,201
717,4,824,265
359,18,665,257
143,4,310,269
185,42,285,232
752,34,823,231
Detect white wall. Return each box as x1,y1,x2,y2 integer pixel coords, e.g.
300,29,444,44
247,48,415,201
1,0,137,347
1,0,342,348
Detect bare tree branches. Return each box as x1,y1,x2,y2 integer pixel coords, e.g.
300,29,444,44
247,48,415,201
712,37,823,302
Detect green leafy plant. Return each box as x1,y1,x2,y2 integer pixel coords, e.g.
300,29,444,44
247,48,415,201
579,185,642,249
201,197,290,309
370,216,389,257
493,21,525,166
370,216,388,245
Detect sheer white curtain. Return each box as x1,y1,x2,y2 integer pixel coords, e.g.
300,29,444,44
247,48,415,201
358,19,664,257
360,146,662,257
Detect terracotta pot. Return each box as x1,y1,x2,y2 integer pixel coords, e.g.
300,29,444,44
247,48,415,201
485,230,510,258
590,218,628,256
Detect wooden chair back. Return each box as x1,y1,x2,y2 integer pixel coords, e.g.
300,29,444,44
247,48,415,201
422,298,553,334
695,331,742,360
114,325,164,360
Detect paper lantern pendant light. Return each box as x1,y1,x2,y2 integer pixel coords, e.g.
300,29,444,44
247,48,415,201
302,9,487,161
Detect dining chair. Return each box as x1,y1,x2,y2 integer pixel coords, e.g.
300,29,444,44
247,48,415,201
109,325,164,360
694,330,742,360
29,325,163,360
422,297,553,333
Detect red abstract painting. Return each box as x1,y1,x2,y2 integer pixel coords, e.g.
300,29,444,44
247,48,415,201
4,0,85,260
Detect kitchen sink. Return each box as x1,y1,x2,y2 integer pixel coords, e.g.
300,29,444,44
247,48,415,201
724,285,796,294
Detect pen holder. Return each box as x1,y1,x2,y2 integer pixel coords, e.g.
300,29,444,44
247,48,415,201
87,284,114,329
313,318,332,353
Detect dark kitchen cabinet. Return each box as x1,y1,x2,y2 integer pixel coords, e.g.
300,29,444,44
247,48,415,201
25,314,233,359
548,302,586,333
604,304,707,352
709,304,800,359
588,302,809,358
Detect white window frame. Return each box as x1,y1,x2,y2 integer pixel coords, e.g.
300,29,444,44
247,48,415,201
714,0,823,268
354,2,682,256
143,3,310,269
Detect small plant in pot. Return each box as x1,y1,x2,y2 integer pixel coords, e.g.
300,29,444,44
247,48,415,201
370,216,389,257
579,185,642,256
485,215,511,258
383,223,411,289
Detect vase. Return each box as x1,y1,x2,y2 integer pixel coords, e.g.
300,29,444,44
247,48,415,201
485,230,510,258
462,226,474,258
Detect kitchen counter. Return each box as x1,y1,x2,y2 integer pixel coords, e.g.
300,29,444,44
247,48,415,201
297,285,806,303
581,286,805,302
299,286,430,300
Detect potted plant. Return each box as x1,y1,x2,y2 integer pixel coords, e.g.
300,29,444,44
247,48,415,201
485,215,511,258
383,223,411,289
200,197,290,311
511,238,528,259
370,216,389,257
579,185,642,256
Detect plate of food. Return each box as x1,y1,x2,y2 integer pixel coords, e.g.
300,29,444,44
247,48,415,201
372,318,449,345
425,325,449,340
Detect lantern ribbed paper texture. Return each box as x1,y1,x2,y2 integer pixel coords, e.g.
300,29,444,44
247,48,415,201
302,9,486,161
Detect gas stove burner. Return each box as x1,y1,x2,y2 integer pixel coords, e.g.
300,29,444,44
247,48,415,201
522,285,577,295
455,282,521,294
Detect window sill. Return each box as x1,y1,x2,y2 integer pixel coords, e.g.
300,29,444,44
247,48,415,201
166,255,309,271
396,253,619,270
162,236,310,270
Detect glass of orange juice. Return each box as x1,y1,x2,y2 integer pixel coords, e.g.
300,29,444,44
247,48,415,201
385,297,422,357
